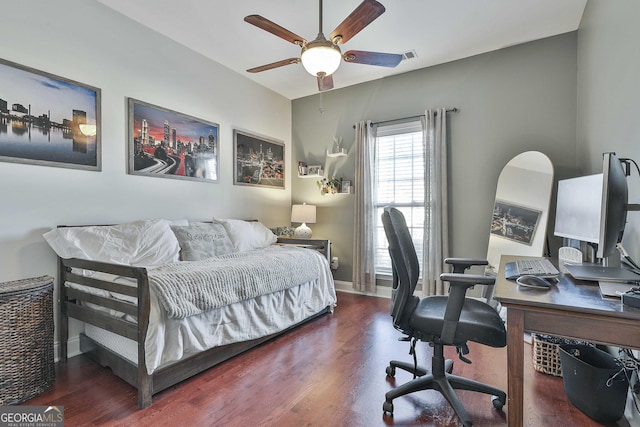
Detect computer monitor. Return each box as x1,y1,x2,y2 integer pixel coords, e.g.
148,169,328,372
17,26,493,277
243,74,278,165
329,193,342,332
554,152,629,261
554,173,603,244
596,152,628,259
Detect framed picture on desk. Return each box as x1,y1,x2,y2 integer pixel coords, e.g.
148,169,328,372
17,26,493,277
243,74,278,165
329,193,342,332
490,200,541,245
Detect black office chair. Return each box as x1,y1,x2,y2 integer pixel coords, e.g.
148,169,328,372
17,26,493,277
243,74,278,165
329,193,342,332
381,207,507,427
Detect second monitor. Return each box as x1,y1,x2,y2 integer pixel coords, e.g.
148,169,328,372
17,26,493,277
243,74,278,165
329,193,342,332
555,152,640,282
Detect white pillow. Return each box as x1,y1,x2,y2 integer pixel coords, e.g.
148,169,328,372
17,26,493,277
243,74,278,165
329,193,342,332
43,219,181,267
170,222,235,260
213,218,277,252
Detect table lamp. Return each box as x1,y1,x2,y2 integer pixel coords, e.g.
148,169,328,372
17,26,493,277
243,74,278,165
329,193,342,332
291,203,316,238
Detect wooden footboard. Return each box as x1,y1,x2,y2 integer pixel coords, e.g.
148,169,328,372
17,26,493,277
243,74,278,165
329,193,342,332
58,256,331,408
58,256,153,407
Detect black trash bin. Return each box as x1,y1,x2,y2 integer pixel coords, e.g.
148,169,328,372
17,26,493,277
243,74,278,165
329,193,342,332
558,344,629,423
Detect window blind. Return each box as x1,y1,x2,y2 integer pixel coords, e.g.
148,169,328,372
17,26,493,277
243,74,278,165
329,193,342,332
374,120,425,276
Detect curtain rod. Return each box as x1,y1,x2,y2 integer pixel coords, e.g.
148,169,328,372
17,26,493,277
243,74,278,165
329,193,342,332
352,108,459,129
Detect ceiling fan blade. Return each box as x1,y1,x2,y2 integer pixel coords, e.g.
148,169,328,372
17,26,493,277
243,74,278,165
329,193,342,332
318,74,334,91
343,50,402,67
247,58,301,73
329,0,386,45
244,15,307,46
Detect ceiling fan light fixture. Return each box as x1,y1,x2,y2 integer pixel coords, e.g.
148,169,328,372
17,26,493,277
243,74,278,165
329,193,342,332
301,38,342,77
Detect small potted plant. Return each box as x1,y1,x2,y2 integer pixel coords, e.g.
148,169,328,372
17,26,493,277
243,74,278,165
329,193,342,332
317,177,342,195
270,226,296,237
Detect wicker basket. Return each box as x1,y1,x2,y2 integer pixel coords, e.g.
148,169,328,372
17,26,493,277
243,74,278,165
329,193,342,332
0,276,55,405
532,333,594,377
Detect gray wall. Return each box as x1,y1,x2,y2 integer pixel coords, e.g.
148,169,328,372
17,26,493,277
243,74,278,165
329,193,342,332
576,3,640,421
577,0,640,261
292,33,578,282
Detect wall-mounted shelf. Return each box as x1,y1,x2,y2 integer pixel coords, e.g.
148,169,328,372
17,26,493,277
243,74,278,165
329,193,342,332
298,173,323,178
326,149,347,158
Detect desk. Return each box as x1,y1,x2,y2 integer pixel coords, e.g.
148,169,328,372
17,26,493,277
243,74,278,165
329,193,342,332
494,255,640,427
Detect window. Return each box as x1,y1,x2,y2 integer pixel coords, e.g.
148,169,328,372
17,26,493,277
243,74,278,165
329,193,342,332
374,120,425,277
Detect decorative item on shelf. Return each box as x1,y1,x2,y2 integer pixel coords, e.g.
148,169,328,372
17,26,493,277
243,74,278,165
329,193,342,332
327,138,347,157
270,226,297,238
317,176,343,195
340,180,352,193
298,161,308,176
307,165,323,176
333,136,343,152
298,161,323,178
291,203,316,238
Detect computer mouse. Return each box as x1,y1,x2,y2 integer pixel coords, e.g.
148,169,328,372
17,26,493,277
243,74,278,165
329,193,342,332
516,275,552,289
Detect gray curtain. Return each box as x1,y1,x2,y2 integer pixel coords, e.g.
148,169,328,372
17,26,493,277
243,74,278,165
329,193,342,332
352,120,377,293
421,108,450,296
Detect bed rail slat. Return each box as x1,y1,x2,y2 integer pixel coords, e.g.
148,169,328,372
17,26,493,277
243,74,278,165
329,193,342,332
64,302,138,341
61,258,146,278
63,272,138,298
66,288,138,317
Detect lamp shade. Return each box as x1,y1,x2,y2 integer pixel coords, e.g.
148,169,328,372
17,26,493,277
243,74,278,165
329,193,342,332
291,203,316,224
301,38,342,77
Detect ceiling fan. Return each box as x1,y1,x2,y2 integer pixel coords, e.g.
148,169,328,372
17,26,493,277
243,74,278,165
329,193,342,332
244,0,402,92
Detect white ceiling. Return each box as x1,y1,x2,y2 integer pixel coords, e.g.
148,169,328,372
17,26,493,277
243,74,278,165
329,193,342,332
97,0,587,100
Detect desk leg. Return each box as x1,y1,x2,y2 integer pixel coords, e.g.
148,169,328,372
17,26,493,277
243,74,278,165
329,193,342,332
507,308,524,427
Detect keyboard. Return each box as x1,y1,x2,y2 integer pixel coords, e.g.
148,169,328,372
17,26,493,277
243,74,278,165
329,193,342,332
505,258,560,280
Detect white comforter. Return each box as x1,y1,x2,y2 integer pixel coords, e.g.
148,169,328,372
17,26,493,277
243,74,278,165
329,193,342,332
150,246,321,319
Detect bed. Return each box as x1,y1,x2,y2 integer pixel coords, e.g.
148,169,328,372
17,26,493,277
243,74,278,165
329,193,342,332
45,219,337,408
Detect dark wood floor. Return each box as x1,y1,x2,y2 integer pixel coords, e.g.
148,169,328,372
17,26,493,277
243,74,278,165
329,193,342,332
26,291,630,426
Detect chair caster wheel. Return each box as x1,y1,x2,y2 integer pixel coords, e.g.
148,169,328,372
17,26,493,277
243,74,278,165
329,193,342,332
385,365,396,377
491,395,505,410
383,400,394,414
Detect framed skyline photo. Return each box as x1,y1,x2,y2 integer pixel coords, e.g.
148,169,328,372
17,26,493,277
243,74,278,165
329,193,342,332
128,98,219,183
490,200,541,245
233,129,285,189
0,58,101,170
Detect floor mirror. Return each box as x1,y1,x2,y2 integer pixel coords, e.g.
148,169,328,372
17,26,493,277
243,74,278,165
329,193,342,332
484,151,555,305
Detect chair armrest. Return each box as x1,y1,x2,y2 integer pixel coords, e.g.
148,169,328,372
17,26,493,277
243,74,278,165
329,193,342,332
438,273,496,344
439,273,495,287
444,258,488,273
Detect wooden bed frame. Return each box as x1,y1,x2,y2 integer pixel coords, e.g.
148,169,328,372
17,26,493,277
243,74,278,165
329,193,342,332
57,237,332,408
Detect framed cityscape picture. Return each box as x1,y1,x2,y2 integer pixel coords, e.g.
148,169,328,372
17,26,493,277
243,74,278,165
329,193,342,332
0,58,101,170
233,129,285,189
128,98,219,183
490,200,541,245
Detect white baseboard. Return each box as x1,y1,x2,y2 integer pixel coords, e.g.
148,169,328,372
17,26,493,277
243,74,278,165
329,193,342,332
334,280,391,299
53,335,81,363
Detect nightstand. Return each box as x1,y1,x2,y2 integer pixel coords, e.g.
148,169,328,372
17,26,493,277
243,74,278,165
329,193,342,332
0,276,55,405
276,237,331,264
